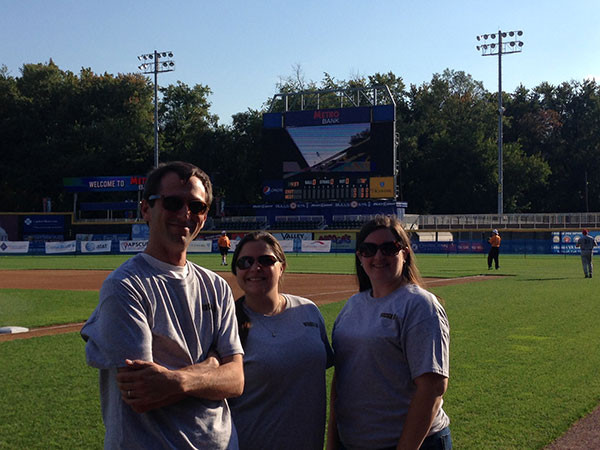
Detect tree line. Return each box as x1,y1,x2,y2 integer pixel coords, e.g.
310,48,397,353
1,61,599,214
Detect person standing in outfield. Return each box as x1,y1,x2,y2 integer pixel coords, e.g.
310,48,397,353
81,161,244,449
229,231,334,450
218,230,231,265
576,229,597,278
487,229,501,270
327,216,451,450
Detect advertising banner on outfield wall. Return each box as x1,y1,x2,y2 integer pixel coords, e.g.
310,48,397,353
273,232,313,241
551,231,600,254
188,240,212,253
120,240,148,252
315,232,356,252
0,241,30,253
80,240,112,253
301,240,332,253
45,240,76,254
23,215,65,234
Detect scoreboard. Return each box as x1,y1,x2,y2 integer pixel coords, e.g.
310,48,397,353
262,104,396,203
284,177,370,201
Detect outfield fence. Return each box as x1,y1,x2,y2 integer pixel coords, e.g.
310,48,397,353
1,230,598,256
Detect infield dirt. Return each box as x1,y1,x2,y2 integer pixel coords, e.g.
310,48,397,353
0,270,495,341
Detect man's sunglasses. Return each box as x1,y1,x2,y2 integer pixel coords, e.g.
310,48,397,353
148,195,208,215
235,255,279,270
357,241,403,258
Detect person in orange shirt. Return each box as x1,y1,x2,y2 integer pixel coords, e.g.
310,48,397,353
487,229,501,270
218,230,231,265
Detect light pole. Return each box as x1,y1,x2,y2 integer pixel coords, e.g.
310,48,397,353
137,50,175,168
476,30,524,215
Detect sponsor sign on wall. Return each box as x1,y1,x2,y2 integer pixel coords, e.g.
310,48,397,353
369,176,395,198
551,231,600,254
0,241,30,254
315,232,356,251
301,240,332,253
273,232,313,241
23,215,65,233
80,240,112,253
188,240,212,253
45,240,76,254
119,240,148,253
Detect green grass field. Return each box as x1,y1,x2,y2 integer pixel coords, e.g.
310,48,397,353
1,253,598,449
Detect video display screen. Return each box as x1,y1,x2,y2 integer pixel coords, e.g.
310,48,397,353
284,122,371,176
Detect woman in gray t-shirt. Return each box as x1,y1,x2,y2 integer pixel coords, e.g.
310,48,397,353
328,216,451,450
228,231,334,450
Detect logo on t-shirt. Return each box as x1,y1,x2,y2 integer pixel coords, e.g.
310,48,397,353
202,303,213,311
303,321,319,328
380,312,398,320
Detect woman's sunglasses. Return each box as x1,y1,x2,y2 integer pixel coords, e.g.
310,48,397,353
148,195,208,215
357,241,403,258
235,255,279,270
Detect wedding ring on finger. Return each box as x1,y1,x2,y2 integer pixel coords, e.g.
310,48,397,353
127,390,131,398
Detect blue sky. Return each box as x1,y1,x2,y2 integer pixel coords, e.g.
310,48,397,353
2,1,599,124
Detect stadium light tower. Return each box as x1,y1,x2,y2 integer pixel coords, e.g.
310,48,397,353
137,50,175,168
476,30,524,215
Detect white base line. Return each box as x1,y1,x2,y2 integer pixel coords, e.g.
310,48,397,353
308,289,357,298
424,275,488,285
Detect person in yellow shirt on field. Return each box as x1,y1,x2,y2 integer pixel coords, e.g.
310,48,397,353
487,229,501,270
218,230,231,265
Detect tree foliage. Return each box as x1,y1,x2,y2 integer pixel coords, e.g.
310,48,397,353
1,61,599,214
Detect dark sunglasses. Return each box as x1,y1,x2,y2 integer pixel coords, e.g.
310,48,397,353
148,195,208,215
236,255,279,270
357,241,403,257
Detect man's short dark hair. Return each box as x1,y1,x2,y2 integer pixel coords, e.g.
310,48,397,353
143,161,213,208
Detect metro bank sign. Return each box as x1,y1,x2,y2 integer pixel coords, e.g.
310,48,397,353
63,176,146,192
285,106,371,127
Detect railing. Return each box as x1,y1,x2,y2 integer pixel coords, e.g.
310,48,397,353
416,213,600,230
274,215,326,230
216,216,267,224
69,212,600,231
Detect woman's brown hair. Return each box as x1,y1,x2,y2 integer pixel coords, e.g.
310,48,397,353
231,231,287,348
355,215,423,292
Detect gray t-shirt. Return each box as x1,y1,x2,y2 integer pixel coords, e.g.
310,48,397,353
578,234,597,254
81,253,244,450
332,284,450,449
229,294,334,450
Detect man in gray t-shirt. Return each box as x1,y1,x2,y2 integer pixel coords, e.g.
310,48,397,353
576,229,597,278
81,162,244,449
